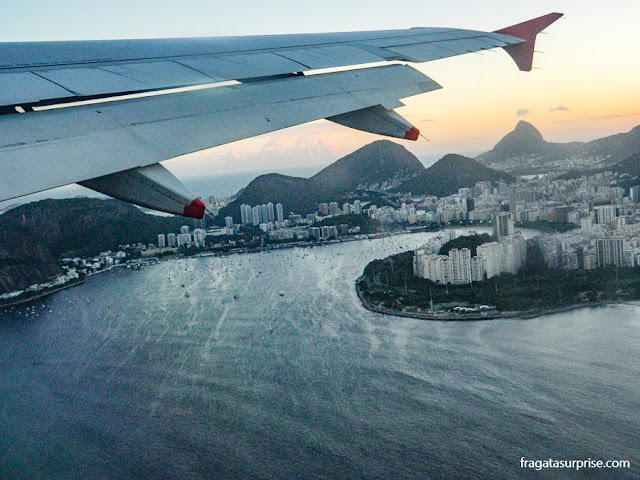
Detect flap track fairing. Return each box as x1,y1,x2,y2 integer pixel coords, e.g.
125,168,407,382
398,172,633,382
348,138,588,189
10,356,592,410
80,163,205,219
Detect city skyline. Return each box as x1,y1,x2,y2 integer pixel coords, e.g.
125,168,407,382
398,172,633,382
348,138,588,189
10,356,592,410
2,1,638,180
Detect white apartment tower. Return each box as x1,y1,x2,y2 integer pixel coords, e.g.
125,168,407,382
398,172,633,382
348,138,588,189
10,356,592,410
167,233,177,247
594,205,616,225
276,203,284,222
240,204,252,224
267,202,275,222
251,206,260,226
448,248,472,285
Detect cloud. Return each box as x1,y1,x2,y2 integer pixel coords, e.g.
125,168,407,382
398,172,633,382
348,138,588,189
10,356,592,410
516,109,530,117
166,123,363,177
549,105,569,112
588,112,640,121
205,136,345,171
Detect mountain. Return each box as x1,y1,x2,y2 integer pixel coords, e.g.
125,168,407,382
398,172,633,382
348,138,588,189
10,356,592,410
477,121,583,172
310,140,424,192
0,198,185,294
221,140,425,218
477,121,640,174
557,152,640,190
485,120,548,158
221,173,335,220
613,152,640,177
396,154,515,196
582,125,640,164
0,223,62,295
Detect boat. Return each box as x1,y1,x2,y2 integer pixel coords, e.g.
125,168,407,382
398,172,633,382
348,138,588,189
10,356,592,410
233,294,239,300
184,292,190,298
278,292,284,297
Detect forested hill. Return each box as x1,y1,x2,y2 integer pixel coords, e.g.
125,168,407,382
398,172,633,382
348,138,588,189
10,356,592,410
397,154,515,196
310,140,424,192
220,173,335,220
0,198,185,293
221,140,426,219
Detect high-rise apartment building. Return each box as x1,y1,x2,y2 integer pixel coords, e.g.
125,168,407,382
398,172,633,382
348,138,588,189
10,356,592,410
594,205,616,225
240,204,252,224
251,206,260,226
449,248,472,285
167,233,177,247
259,204,269,223
494,212,514,240
267,202,275,222
595,237,625,267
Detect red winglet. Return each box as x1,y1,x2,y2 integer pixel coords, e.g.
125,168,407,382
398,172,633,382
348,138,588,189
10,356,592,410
494,12,563,71
404,127,420,141
183,198,206,219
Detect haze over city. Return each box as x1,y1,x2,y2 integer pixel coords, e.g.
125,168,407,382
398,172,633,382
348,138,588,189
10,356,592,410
2,0,638,179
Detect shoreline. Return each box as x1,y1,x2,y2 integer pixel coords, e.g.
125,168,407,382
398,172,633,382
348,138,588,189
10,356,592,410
0,263,130,311
0,226,526,311
355,276,629,321
0,279,86,310
0,230,407,309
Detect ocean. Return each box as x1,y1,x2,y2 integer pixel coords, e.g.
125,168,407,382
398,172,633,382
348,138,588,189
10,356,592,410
1,231,638,479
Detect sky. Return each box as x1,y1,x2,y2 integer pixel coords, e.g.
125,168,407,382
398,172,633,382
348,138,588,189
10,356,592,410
1,0,639,183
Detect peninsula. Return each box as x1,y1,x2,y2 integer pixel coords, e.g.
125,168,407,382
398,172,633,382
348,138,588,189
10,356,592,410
356,233,640,320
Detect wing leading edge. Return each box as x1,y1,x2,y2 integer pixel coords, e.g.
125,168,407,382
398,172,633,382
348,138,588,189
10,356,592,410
0,13,562,218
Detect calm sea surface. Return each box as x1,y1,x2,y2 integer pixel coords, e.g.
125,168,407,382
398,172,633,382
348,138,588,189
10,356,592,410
1,232,639,479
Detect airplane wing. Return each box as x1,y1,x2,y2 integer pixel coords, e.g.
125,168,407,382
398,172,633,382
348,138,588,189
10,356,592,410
0,13,562,218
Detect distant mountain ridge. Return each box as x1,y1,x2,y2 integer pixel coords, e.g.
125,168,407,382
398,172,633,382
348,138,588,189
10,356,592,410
582,125,640,163
477,121,640,174
222,140,424,218
558,152,640,189
480,121,581,159
397,154,516,196
222,139,521,219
